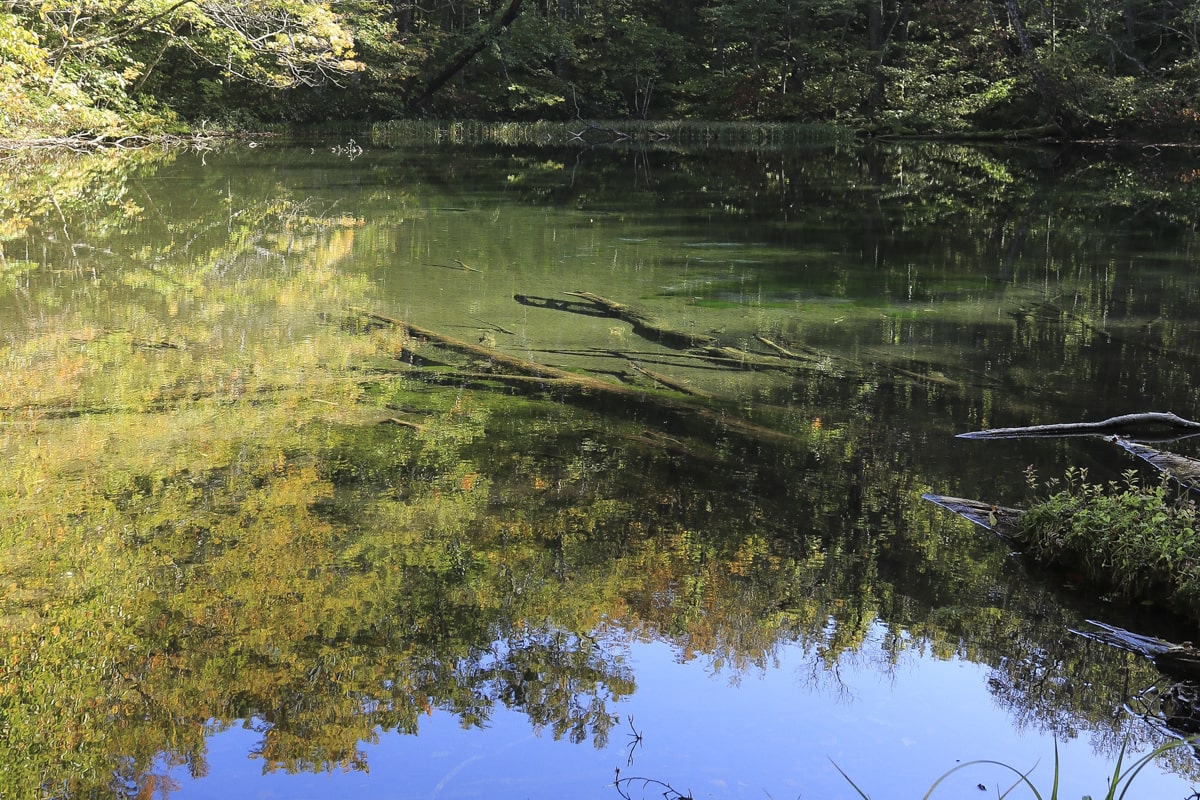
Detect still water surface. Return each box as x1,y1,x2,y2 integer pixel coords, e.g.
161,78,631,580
2,137,1200,798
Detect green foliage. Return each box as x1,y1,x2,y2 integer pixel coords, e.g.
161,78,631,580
0,0,362,137
1,0,1199,136
1019,468,1200,621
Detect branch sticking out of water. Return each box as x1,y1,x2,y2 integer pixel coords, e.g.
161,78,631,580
612,771,692,800
957,412,1200,440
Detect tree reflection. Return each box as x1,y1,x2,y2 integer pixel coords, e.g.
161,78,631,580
2,142,1200,797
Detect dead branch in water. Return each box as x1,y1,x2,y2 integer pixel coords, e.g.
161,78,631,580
957,412,1200,440
753,334,819,361
514,292,718,349
626,361,713,398
1109,437,1200,491
351,309,800,446
921,494,1025,541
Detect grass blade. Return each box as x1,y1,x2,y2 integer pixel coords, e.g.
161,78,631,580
829,758,872,800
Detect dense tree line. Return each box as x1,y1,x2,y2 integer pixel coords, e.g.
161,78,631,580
1,1,1198,139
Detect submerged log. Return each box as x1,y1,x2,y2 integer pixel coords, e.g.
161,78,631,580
957,412,1200,440
520,291,720,349
354,308,574,380
626,361,713,398
351,308,799,446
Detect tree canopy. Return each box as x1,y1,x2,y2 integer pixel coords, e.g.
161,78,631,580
0,0,1198,139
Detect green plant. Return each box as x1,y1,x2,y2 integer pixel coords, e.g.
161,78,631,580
833,736,1199,799
1016,468,1200,622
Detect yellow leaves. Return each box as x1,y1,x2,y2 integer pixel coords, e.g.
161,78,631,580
0,216,32,239
117,198,142,219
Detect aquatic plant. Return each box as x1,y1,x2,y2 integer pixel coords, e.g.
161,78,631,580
1018,468,1200,622
833,736,1198,800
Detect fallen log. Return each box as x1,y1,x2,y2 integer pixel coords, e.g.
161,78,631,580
957,412,1200,440
1109,437,1200,491
517,291,719,349
1072,620,1200,683
920,494,1025,541
925,486,1200,628
351,309,800,446
1072,621,1200,738
626,361,713,398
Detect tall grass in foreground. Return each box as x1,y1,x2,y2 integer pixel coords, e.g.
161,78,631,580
369,119,853,149
832,737,1198,800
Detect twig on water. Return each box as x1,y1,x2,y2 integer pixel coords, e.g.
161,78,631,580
612,770,693,800
624,715,643,766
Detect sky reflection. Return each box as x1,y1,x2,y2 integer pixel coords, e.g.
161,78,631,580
168,627,1198,800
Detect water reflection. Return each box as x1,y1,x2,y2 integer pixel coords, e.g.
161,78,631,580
1,139,1200,798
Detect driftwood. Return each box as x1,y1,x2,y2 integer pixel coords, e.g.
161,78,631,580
1072,621,1200,738
1110,437,1200,491
1073,620,1200,682
921,494,1025,541
957,412,1200,440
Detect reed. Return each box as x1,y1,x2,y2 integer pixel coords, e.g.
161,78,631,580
832,737,1197,800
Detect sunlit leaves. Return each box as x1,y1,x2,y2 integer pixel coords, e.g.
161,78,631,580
0,0,363,137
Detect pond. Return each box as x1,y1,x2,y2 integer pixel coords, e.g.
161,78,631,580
2,134,1200,800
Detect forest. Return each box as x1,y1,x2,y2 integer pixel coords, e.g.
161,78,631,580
1,0,1199,141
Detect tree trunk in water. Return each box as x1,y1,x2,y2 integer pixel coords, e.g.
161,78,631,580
957,412,1200,439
